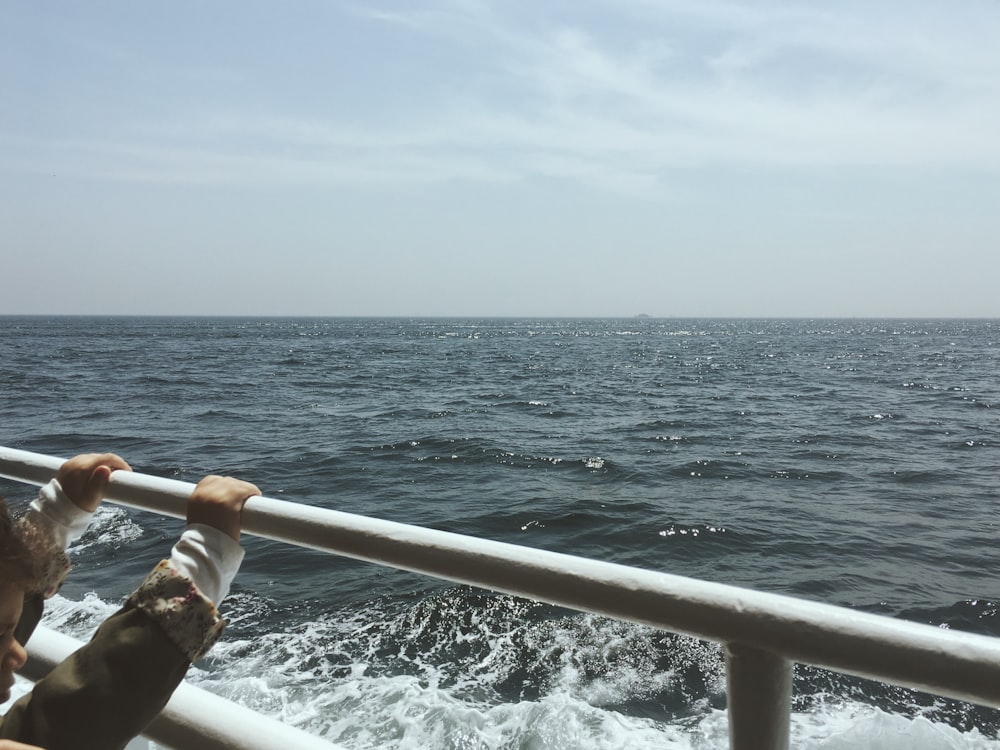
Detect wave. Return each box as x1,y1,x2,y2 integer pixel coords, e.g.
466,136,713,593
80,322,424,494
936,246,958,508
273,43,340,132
27,547,1000,750
191,588,1000,748
352,438,615,475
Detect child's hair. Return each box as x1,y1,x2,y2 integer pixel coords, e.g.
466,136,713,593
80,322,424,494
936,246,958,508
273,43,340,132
0,497,39,590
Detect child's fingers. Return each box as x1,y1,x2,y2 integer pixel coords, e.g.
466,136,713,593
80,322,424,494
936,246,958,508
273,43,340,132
56,453,132,511
186,476,261,541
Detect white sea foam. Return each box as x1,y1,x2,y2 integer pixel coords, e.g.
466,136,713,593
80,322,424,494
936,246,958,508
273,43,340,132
184,593,1000,749
183,666,1000,750
11,589,1000,750
70,505,143,553
792,705,1000,750
40,592,120,638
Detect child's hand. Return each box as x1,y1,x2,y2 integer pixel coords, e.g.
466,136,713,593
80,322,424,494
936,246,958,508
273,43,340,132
186,476,261,542
55,453,132,512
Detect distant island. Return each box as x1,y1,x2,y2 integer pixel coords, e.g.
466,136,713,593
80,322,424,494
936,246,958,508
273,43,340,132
635,313,650,318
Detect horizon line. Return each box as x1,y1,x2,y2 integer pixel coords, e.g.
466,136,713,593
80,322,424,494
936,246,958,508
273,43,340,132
2,314,999,321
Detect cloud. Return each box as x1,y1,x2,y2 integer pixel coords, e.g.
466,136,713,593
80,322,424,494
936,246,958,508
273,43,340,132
6,0,1000,193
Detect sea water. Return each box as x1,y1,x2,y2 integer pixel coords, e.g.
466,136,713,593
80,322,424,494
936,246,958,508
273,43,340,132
1,317,998,748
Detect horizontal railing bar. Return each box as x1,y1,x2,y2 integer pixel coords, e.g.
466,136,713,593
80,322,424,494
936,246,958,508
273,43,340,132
4,446,1000,711
22,625,343,750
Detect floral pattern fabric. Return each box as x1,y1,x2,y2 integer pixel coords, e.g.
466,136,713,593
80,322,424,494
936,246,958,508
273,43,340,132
127,560,226,662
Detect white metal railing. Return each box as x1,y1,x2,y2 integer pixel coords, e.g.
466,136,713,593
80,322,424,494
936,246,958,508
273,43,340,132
3,446,1000,750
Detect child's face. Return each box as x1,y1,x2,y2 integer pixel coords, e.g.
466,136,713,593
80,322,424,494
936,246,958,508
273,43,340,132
0,584,27,703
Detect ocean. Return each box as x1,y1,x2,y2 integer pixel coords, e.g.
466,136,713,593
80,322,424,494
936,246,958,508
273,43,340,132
1,316,998,749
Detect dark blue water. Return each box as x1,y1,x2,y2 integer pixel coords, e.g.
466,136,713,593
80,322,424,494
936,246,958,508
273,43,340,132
2,317,999,748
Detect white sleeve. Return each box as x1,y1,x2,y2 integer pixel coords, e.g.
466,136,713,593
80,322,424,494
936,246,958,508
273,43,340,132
167,524,246,605
28,478,96,550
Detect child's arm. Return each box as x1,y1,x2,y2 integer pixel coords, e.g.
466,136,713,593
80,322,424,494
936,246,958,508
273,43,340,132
128,475,261,661
2,472,261,750
13,454,131,647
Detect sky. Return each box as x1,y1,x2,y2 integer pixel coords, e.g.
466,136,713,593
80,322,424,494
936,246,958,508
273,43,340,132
1,0,998,317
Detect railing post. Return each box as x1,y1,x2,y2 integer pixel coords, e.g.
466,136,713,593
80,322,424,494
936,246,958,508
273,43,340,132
726,643,792,750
